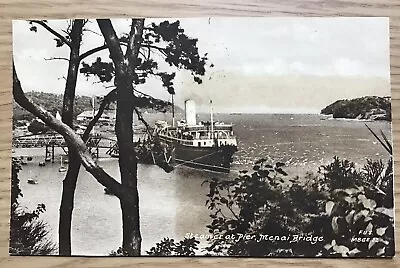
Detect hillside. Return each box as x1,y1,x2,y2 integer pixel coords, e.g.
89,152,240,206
13,91,94,126
321,96,391,121
13,91,183,127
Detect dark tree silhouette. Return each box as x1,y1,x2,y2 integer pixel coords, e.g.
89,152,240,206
10,157,57,255
13,63,137,220
27,119,49,134
96,18,145,256
28,19,115,255
89,18,208,255
17,18,208,256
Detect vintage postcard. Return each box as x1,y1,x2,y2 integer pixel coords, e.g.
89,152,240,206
11,17,394,257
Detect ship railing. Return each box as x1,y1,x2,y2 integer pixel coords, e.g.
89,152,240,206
160,133,237,142
194,135,237,140
165,125,233,131
159,134,193,145
185,126,233,132
159,134,237,147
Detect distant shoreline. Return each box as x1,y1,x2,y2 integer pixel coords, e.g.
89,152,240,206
320,96,391,122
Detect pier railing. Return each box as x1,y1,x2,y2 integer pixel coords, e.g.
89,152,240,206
13,133,113,148
13,134,66,148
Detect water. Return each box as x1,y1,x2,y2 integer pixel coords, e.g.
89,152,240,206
14,114,392,255
225,114,392,175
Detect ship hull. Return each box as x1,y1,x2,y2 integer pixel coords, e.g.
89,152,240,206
170,141,237,173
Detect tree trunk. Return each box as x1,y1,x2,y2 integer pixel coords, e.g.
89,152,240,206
58,155,80,255
61,19,84,127
117,19,144,256
60,89,118,254
116,99,141,255
58,19,84,256
97,19,144,256
28,20,112,256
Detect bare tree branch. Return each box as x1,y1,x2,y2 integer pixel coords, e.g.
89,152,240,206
83,28,102,37
29,20,72,47
82,88,117,141
79,41,130,63
146,46,151,61
133,107,153,138
217,191,240,220
138,49,147,59
13,63,131,200
79,44,108,62
44,57,69,61
141,44,168,56
133,87,158,100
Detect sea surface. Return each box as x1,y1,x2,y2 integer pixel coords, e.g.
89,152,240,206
13,114,392,255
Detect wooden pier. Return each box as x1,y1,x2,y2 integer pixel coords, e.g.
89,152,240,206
13,132,117,162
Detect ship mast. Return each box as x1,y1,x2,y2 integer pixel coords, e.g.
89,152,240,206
172,94,175,127
92,95,95,135
210,93,214,146
208,18,215,146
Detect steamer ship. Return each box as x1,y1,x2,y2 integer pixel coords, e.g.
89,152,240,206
155,99,238,173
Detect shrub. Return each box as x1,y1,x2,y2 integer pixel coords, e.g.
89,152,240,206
201,156,394,257
9,157,57,255
110,237,200,256
27,119,50,134
146,237,199,256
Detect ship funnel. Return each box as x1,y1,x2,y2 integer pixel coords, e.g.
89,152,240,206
185,99,196,126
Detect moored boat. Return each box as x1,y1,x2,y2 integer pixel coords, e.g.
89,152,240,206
155,99,238,173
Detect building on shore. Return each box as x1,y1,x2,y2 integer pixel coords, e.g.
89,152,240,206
76,110,116,125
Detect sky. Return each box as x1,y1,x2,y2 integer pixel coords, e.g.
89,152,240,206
13,17,390,114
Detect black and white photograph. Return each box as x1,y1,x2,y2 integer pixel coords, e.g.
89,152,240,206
11,17,394,257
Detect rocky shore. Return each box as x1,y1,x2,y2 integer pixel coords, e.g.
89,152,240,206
321,96,391,121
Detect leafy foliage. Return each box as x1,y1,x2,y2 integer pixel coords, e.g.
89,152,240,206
81,57,114,82
146,237,200,256
319,148,394,257
109,247,129,256
10,158,57,255
322,186,394,257
80,19,209,101
148,21,207,81
27,119,50,134
202,160,327,256
201,155,394,257
110,237,200,256
317,157,364,191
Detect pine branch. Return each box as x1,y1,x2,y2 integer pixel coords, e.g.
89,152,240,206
29,20,72,48
133,107,152,138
